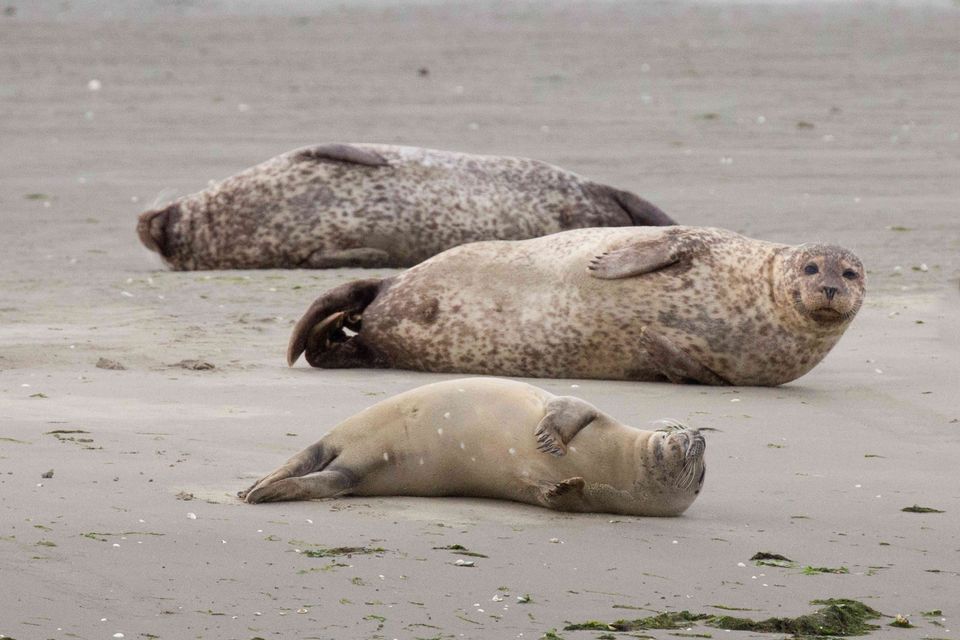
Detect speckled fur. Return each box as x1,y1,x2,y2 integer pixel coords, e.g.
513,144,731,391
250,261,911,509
136,143,673,270
240,378,706,516
290,226,866,386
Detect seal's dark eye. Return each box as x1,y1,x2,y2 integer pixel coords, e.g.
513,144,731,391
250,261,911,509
803,264,819,275
842,269,858,280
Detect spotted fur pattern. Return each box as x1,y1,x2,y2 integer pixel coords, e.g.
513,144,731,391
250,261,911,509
293,226,866,386
136,144,673,270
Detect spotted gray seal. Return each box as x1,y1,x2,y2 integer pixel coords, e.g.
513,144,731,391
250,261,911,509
287,226,865,386
136,143,674,270
239,377,706,516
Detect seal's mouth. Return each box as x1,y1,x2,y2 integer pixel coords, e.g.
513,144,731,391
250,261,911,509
808,307,845,323
793,290,857,326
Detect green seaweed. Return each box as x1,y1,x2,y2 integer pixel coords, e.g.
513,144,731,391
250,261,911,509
301,546,384,558
81,531,164,542
566,612,709,632
565,599,881,637
902,505,944,513
432,544,488,558
752,552,796,568
801,566,850,575
921,610,943,616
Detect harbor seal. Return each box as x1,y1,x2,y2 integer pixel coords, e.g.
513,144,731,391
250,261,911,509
136,143,674,270
287,226,865,386
239,378,706,516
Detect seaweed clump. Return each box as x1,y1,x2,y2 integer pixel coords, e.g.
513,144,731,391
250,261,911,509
564,599,881,637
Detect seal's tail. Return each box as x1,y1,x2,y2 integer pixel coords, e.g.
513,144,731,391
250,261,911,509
287,278,383,366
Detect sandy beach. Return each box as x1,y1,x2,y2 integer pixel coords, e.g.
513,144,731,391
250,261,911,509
1,1,959,638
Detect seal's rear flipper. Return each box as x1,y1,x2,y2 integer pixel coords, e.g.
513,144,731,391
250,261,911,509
534,397,599,457
639,327,730,385
137,203,181,259
292,143,389,168
608,188,675,226
243,468,356,503
287,278,383,366
238,440,337,501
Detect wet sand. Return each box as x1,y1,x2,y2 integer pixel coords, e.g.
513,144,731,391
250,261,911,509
1,1,959,638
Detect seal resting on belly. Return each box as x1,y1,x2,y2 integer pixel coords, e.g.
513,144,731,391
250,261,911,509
136,143,674,270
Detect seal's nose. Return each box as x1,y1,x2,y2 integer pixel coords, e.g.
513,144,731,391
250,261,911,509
823,286,838,300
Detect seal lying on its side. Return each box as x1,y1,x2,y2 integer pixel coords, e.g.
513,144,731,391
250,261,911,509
239,378,706,516
287,226,865,386
137,143,673,270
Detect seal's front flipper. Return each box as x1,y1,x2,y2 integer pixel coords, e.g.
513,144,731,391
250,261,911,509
303,247,392,269
640,327,730,385
292,143,389,168
537,477,587,511
287,278,383,366
534,397,598,457
244,468,357,504
588,231,698,279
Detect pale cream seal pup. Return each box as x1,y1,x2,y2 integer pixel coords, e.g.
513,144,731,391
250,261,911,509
287,226,866,386
137,143,674,270
239,378,706,516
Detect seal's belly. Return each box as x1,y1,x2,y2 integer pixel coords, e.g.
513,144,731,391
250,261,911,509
332,381,631,499
360,230,825,384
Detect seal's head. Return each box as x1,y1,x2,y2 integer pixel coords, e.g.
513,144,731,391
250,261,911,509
634,420,706,515
137,203,186,269
776,243,866,331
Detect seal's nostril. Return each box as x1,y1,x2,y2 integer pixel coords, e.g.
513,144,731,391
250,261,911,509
823,286,838,300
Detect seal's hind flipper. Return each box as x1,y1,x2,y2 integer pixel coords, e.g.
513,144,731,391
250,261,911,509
292,143,389,168
243,468,356,504
587,234,689,279
287,278,383,366
239,440,337,501
608,187,676,226
639,327,730,385
534,397,598,457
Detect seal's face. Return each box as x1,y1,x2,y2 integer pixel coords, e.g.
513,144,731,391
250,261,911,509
784,244,865,328
649,422,706,496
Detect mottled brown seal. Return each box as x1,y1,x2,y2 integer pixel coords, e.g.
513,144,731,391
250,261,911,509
239,378,706,516
137,143,674,270
287,226,865,386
